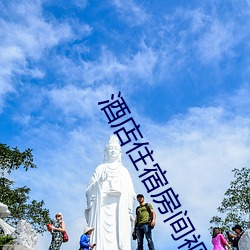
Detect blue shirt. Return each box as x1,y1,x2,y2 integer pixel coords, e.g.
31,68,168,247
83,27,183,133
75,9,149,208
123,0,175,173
79,234,90,250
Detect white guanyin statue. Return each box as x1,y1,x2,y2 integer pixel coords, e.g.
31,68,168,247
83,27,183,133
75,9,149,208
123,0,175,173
85,134,136,250
238,229,250,250
13,220,38,250
0,202,15,235
0,202,38,250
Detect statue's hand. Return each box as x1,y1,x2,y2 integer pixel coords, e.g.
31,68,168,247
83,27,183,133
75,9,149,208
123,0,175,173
101,171,108,181
87,195,95,208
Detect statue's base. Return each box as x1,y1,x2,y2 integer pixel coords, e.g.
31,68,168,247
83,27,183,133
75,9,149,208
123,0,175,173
1,245,26,250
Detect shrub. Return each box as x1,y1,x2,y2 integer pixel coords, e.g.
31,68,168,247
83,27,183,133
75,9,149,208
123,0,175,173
0,234,14,246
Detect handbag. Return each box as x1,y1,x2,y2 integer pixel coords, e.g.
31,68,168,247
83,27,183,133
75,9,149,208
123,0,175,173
62,231,69,242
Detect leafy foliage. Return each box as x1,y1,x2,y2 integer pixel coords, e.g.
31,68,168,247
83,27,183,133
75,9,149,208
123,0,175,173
210,167,250,232
0,144,36,175
0,234,14,246
0,143,52,233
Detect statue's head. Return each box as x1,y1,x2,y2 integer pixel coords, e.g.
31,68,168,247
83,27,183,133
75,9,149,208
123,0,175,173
104,134,122,163
0,202,10,218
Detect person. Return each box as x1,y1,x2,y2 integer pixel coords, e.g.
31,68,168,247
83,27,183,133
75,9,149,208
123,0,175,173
79,227,96,250
48,212,66,250
226,231,237,249
133,194,156,250
211,227,232,250
85,135,136,250
229,225,244,250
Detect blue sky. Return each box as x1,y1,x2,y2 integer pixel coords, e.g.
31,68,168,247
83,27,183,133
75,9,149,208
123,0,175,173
1,0,250,249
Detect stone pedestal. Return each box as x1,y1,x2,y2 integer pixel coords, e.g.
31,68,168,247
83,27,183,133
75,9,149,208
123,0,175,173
2,246,26,250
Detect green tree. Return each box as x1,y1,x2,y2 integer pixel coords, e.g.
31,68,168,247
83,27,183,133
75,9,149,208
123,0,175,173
0,143,52,233
210,167,250,232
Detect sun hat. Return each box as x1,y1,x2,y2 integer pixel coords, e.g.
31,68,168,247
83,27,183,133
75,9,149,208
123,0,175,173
55,212,63,218
84,227,95,234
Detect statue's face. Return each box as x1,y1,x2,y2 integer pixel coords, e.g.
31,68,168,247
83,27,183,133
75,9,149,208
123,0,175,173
107,142,120,160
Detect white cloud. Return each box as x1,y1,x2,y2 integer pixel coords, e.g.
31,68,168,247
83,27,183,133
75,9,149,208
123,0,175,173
0,2,73,58
48,84,117,119
160,7,240,67
224,84,250,114
81,48,127,85
81,45,158,86
112,0,148,26
73,0,87,9
127,43,158,84
0,1,75,110
196,20,235,63
189,8,210,33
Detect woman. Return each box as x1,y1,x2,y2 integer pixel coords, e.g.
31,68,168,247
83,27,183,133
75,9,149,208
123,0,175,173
79,227,96,250
212,227,232,250
49,212,66,250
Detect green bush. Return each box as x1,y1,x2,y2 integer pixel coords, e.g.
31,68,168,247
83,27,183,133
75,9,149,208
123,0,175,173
0,234,14,246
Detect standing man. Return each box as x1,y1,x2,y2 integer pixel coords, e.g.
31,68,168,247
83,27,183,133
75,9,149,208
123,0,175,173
230,225,244,250
133,194,156,250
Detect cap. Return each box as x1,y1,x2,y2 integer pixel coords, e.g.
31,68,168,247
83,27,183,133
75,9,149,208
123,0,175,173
232,225,243,231
137,194,144,198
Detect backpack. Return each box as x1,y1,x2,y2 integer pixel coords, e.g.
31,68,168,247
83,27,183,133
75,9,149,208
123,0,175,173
136,203,154,229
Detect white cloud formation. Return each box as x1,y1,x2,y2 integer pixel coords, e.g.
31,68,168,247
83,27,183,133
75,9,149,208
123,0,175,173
112,0,148,26
81,45,158,86
0,1,74,110
196,20,235,63
126,42,158,84
81,48,127,85
73,0,87,9
159,7,240,67
48,84,117,119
